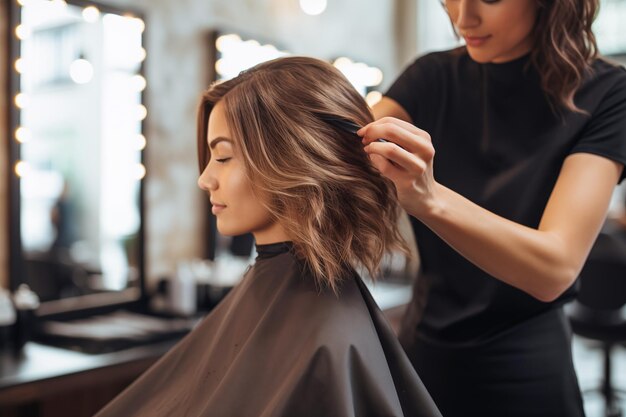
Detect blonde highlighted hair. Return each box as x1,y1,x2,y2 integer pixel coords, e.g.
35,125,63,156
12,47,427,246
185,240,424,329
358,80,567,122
197,56,408,292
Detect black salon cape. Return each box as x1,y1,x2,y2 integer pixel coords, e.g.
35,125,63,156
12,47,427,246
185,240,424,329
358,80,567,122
94,243,441,417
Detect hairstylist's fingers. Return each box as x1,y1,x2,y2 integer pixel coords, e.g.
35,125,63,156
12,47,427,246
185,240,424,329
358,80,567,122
364,141,429,174
360,121,432,153
361,123,435,162
358,116,428,139
368,153,404,180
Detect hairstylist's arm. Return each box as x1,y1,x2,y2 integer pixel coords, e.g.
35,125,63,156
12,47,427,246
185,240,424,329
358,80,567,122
372,97,412,122
359,116,623,302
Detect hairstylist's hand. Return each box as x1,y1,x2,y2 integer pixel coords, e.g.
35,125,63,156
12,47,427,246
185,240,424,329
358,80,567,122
358,117,439,218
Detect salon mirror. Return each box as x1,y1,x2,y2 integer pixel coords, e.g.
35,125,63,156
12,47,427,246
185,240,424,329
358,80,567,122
7,0,146,315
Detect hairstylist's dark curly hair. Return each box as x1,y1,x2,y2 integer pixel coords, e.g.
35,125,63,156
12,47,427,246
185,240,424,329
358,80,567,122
531,0,599,114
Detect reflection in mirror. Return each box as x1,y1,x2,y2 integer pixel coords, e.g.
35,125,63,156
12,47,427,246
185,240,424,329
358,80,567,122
9,0,146,310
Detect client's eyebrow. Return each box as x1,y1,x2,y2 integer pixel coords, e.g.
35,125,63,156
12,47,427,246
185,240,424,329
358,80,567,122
209,136,233,149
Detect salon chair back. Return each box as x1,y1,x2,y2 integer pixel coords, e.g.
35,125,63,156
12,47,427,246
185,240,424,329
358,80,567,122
566,231,626,417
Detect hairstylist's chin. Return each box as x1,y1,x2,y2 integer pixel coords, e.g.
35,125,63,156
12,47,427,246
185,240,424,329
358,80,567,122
465,47,494,64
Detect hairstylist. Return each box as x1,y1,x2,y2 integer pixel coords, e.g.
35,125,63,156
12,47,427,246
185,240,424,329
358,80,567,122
360,1,626,416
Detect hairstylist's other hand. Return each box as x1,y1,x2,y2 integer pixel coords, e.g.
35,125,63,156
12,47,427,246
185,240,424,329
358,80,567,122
358,117,439,218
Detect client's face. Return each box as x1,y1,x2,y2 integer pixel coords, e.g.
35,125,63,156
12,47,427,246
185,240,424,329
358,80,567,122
197,101,288,244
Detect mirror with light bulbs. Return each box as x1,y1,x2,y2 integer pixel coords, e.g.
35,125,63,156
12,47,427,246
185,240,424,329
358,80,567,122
7,0,147,316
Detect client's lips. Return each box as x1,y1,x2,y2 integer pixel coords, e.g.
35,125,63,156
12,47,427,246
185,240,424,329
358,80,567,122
211,201,226,214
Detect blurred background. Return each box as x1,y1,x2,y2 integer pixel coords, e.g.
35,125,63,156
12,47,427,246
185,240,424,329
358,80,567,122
0,1,625,416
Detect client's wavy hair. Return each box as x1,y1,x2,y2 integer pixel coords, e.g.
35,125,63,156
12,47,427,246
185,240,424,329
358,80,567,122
197,56,409,293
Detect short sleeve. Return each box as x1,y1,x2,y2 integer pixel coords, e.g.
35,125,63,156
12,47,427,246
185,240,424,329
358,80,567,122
570,71,626,183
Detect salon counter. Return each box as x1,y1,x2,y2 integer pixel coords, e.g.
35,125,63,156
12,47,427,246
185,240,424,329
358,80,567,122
0,340,177,416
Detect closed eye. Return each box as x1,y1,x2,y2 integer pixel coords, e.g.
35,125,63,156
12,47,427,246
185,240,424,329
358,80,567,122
215,157,231,163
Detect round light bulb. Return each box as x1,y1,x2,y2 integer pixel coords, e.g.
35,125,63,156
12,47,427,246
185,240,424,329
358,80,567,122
82,6,101,23
15,25,31,40
70,58,94,84
333,57,352,71
15,161,31,178
367,68,384,87
299,0,327,15
216,34,242,52
215,58,226,76
366,91,383,107
134,164,146,180
14,58,25,74
15,127,32,143
131,75,147,91
14,93,29,109
134,134,147,150
52,0,67,9
134,18,145,33
136,105,148,120
135,48,147,63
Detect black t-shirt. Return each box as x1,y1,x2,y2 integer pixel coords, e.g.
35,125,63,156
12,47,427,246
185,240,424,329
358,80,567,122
386,47,626,345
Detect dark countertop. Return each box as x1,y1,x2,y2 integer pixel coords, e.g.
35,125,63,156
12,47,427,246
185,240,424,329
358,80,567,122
0,339,178,405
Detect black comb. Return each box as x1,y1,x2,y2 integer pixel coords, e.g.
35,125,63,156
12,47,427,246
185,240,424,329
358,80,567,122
318,115,388,143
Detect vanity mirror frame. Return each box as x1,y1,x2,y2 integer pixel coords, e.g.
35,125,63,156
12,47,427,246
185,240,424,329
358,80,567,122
6,0,148,318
